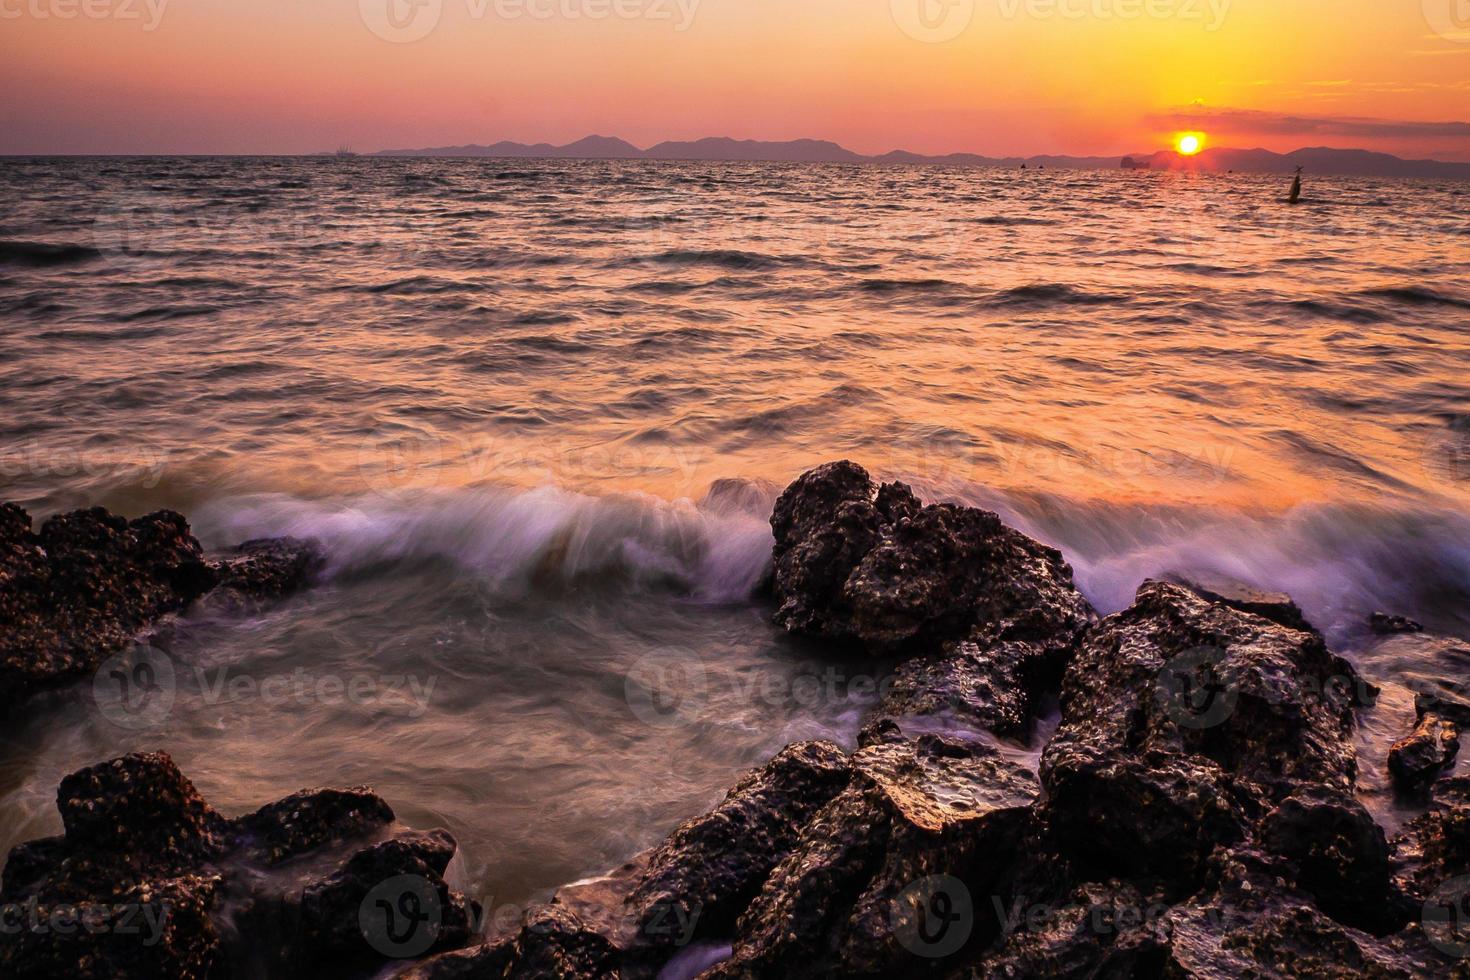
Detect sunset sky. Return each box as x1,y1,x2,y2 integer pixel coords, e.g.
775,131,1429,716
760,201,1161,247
3,0,1468,158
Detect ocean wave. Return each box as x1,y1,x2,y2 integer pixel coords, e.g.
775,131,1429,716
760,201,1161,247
994,283,1124,306
971,215,1059,227
947,488,1470,645
188,474,1470,651
618,249,798,271
0,240,103,267
1360,285,1470,310
857,277,956,293
194,482,778,604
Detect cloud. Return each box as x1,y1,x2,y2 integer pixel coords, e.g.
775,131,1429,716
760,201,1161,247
1146,106,1470,141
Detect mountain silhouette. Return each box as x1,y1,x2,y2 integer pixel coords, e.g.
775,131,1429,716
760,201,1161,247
374,136,1470,178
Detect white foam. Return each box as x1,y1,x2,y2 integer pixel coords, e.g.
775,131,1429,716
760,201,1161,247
194,482,775,603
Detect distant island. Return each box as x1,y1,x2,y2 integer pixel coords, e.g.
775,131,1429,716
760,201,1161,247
372,134,1470,179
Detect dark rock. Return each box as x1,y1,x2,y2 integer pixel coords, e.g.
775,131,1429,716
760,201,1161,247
871,638,1054,738
0,502,323,710
1259,790,1404,934
1041,580,1369,894
769,462,1095,659
0,752,469,978
0,754,228,976
234,787,396,865
713,735,1036,978
406,742,854,980
972,880,1173,979
287,830,479,975
1372,613,1424,635
0,505,217,705
626,740,852,948
1160,849,1452,977
857,717,905,749
204,537,325,612
1390,777,1470,907
491,905,621,979
393,939,516,979
981,847,1435,975
1389,713,1461,795
1163,570,1316,633
55,752,231,869
0,873,224,980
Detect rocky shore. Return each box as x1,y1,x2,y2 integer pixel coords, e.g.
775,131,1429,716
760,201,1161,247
5,463,1470,978
1,502,322,709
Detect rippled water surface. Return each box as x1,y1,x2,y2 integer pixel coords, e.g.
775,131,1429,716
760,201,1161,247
1,157,1467,909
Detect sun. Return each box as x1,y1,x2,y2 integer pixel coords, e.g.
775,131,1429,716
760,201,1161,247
1176,132,1206,156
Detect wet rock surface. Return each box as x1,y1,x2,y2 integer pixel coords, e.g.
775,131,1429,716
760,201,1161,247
1372,613,1425,636
203,537,326,613
0,503,323,710
1041,579,1371,893
1157,849,1450,978
15,466,1470,978
712,735,1037,979
0,752,474,979
1390,713,1462,795
404,465,1470,979
1390,778,1470,908
769,462,1095,658
1163,570,1316,633
627,740,852,947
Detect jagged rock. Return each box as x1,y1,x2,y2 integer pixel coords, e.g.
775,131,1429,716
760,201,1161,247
869,638,1054,738
857,717,905,749
626,740,852,948
972,880,1173,978
712,735,1037,978
55,752,231,869
1390,777,1470,907
234,787,396,865
405,742,853,980
287,831,479,975
1041,580,1370,894
1390,713,1461,795
769,462,1095,658
1160,849,1452,977
1259,790,1404,934
0,873,224,980
0,752,470,979
1163,570,1316,633
204,537,324,612
0,502,322,710
1371,613,1424,636
976,847,1446,978
0,505,217,705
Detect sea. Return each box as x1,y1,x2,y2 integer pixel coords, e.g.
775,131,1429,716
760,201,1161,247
1,156,1467,919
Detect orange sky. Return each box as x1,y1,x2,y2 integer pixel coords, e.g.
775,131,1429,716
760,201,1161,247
2,0,1468,158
